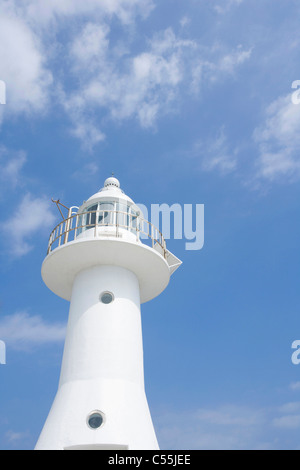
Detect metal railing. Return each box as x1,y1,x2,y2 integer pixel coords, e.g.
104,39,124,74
47,209,167,258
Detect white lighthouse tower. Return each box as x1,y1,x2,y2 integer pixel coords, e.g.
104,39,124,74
35,177,181,450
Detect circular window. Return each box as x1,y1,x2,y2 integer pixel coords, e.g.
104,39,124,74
87,411,104,429
100,291,114,304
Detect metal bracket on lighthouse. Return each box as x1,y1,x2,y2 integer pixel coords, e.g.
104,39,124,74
51,199,70,221
51,199,80,245
52,199,79,219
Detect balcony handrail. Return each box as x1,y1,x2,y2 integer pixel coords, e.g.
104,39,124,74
47,209,167,258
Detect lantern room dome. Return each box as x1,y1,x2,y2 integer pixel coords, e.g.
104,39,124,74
103,177,120,189
81,176,136,211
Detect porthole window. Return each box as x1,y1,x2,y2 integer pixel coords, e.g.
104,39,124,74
87,411,105,429
100,291,114,304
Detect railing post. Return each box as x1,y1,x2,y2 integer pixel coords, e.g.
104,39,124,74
136,216,140,242
95,208,99,238
113,206,116,234
58,223,62,247
64,219,69,245
116,209,119,238
47,233,52,255
74,214,78,240
64,207,73,245
129,209,132,234
151,223,154,248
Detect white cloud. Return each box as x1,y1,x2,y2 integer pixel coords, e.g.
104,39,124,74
156,397,300,450
179,16,190,28
155,404,268,450
63,26,251,147
72,162,99,181
0,0,154,129
0,5,52,116
196,45,252,86
0,1,252,149
204,129,238,174
61,26,197,145
190,127,238,175
0,311,66,351
218,46,252,75
290,382,300,392
5,430,30,444
195,405,263,427
254,94,300,182
2,193,56,257
278,402,300,414
214,0,244,15
273,414,300,429
0,146,27,189
24,0,154,26
70,22,110,70
70,116,106,151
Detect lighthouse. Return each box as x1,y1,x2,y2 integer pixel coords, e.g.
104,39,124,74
35,176,181,450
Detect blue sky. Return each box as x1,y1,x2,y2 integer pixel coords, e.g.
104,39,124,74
0,0,300,450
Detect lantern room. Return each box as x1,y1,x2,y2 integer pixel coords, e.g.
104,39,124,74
76,177,142,242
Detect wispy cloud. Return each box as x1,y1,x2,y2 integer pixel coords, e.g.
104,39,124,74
217,45,252,75
253,94,300,183
0,0,154,130
214,0,244,15
201,126,238,174
272,414,300,429
5,430,31,445
24,0,155,26
0,1,253,150
290,382,300,392
2,193,56,257
0,311,66,351
62,26,198,146
69,22,110,71
155,404,268,450
0,3,53,116
0,146,27,190
61,24,252,148
186,126,238,176
155,398,300,450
